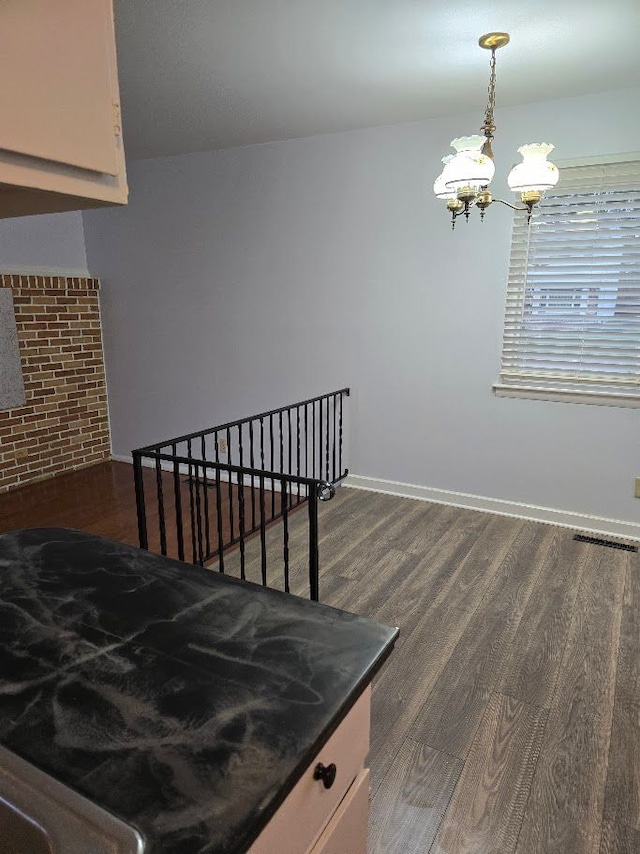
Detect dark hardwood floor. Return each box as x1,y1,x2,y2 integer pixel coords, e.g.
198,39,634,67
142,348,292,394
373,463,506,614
1,462,638,853
0,461,145,544
0,460,291,565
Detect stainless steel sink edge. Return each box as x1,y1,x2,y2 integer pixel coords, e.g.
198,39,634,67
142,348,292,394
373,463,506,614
0,743,144,854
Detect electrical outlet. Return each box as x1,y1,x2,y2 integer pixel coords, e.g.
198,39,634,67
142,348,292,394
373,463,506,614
635,478,640,499
217,437,228,454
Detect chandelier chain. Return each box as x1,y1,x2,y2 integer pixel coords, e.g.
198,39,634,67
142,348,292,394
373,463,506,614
482,48,497,141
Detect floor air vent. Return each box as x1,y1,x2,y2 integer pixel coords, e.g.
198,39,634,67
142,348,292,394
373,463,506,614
573,533,637,553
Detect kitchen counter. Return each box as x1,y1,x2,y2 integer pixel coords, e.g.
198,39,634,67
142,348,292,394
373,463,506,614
0,528,397,853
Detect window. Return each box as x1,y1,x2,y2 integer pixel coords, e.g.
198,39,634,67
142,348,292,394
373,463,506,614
494,158,640,406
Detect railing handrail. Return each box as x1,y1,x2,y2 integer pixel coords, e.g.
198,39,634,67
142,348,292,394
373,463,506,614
133,387,350,454
133,449,346,488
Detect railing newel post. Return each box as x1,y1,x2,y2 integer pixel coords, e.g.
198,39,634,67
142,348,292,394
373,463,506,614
133,451,148,550
308,486,320,602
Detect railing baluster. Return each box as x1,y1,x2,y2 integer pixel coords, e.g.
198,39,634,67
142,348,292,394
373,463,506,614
332,393,337,483
259,474,267,587
215,464,224,573
172,443,184,561
249,420,256,531
304,403,309,480
237,424,246,543
308,486,319,601
133,452,148,550
155,456,167,555
296,405,301,506
187,451,197,564
260,416,270,524
287,408,292,507
282,479,290,593
185,439,203,565
260,417,265,471
238,424,244,467
269,414,275,518
318,399,322,481
313,401,322,480
338,392,344,477
212,432,220,556
278,411,284,509
238,470,246,580
201,435,211,558
325,394,330,483
227,426,233,542
194,463,204,565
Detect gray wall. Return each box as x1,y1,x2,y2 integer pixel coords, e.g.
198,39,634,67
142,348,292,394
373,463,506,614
0,211,88,275
83,86,640,526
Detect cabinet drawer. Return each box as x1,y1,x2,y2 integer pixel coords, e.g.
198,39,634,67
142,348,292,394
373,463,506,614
248,687,370,854
310,768,370,854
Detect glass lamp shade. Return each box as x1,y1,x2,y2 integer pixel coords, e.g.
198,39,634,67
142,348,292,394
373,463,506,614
443,135,495,192
433,155,457,199
507,143,559,193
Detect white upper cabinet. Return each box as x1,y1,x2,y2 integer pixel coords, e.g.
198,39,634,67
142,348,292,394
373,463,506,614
0,0,128,218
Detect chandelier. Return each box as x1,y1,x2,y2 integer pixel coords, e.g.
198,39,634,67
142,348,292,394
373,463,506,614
433,32,559,228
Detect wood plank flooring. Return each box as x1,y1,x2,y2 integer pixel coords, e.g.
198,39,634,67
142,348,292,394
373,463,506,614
1,462,638,854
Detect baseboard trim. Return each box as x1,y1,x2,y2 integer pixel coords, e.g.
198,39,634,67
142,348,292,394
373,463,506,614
345,474,640,542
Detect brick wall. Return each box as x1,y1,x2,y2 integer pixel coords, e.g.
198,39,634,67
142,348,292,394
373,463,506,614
0,274,110,493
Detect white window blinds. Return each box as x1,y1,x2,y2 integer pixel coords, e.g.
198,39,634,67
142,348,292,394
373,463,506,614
495,158,640,405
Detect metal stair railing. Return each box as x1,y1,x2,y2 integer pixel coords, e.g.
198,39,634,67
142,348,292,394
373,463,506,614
132,388,349,601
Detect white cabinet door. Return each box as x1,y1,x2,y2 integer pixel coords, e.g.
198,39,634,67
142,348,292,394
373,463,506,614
310,769,370,854
249,688,370,854
0,0,119,175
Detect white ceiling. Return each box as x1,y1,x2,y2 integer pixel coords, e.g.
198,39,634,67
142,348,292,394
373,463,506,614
114,0,640,161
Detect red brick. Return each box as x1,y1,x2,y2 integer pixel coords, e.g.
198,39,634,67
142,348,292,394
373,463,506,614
0,274,108,494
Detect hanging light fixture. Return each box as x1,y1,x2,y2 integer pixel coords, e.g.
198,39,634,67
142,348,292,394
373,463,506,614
434,32,559,228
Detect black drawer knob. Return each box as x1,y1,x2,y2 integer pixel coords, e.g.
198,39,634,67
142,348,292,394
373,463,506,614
314,762,337,789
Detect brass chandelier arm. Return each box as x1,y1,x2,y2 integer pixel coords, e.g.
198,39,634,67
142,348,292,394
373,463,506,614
449,196,536,214
447,194,536,229
492,197,522,211
491,196,537,224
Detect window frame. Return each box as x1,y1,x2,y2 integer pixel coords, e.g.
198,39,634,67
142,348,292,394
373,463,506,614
494,152,640,409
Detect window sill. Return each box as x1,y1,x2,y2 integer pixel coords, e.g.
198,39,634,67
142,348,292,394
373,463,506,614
493,383,640,409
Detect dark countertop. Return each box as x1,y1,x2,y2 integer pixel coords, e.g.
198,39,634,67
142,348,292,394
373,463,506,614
0,528,397,854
